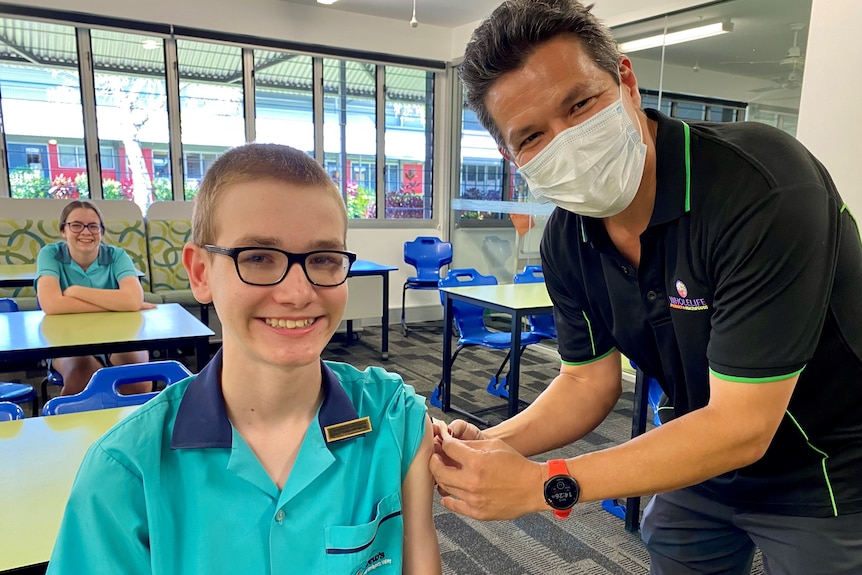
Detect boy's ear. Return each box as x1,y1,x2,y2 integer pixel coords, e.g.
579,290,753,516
183,243,213,304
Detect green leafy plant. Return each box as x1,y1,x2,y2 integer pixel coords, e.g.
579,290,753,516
9,167,51,198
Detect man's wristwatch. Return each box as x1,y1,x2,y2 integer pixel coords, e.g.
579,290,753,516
543,459,579,519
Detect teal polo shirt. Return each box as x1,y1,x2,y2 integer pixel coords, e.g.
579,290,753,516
47,350,428,575
36,242,137,291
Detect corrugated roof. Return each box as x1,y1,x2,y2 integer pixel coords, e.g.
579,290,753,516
0,18,432,101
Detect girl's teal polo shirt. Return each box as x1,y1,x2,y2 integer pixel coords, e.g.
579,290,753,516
36,242,137,291
46,350,428,575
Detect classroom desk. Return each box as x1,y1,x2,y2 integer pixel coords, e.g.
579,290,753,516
0,303,214,371
437,283,553,420
344,260,398,360
0,406,139,573
0,264,146,289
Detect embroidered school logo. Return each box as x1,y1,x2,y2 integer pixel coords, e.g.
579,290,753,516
353,550,392,574
668,279,709,312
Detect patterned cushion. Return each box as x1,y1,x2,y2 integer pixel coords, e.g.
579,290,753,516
103,219,150,292
0,218,60,297
147,219,192,292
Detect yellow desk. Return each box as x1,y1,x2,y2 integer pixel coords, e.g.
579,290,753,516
0,303,214,371
438,283,553,420
0,406,138,572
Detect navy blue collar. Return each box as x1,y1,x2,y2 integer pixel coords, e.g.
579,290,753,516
171,348,362,449
55,242,113,266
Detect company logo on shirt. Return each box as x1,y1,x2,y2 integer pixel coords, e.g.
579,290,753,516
668,279,709,311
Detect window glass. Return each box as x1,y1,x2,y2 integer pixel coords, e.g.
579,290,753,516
323,58,377,219
383,66,433,219
177,39,244,200
0,19,88,199
612,0,811,136
254,50,314,154
91,29,171,209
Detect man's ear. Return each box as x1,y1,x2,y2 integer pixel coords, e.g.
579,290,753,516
183,243,213,304
618,56,642,109
498,146,515,165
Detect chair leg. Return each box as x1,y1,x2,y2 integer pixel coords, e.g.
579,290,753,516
31,395,39,417
400,282,409,337
41,377,49,407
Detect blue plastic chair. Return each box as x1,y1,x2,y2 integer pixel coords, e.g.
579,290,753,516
0,298,39,416
0,401,25,421
430,268,543,408
400,236,453,336
513,265,557,340
42,360,192,416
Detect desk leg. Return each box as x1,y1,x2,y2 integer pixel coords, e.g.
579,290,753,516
195,337,210,372
625,368,650,532
440,295,453,412
381,272,389,361
508,313,523,419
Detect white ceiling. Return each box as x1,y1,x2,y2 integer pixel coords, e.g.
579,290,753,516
282,0,503,28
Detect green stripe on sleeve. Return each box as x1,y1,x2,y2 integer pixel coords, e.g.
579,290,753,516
561,347,615,366
709,366,805,383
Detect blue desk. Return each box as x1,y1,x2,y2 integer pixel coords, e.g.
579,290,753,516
346,260,398,360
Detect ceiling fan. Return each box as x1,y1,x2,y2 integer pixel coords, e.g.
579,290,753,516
722,22,806,68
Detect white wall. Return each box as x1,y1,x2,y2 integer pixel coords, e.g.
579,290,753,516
796,0,862,215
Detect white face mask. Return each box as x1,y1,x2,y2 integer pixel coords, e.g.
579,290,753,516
518,88,647,218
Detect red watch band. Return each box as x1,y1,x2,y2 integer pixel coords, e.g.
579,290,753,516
548,459,569,477
547,459,574,519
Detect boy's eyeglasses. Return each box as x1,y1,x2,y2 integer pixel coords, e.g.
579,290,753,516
63,221,103,234
204,245,357,287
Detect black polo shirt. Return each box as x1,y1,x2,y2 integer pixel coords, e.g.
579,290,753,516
541,109,862,517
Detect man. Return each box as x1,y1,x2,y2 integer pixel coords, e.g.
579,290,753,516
47,144,441,575
429,1,862,573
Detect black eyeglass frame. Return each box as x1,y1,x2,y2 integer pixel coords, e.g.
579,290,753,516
62,221,104,234
203,245,357,287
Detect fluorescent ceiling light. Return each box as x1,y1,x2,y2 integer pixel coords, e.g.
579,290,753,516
618,21,733,53
317,0,338,4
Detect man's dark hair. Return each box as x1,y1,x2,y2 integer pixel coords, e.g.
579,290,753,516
459,0,621,148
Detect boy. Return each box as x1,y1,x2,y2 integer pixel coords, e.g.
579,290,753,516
47,144,442,575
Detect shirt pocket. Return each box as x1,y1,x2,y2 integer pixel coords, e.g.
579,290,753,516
324,491,403,574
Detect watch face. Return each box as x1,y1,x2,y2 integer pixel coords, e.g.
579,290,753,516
544,475,578,510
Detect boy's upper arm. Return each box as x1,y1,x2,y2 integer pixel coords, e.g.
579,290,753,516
400,418,442,575
47,445,150,575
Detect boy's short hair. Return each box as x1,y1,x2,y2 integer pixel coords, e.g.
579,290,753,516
191,143,346,246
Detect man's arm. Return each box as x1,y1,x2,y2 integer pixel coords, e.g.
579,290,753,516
401,417,442,575
431,370,796,520
484,351,624,455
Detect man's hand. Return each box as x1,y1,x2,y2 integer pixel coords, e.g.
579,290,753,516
429,422,547,520
141,302,158,310
431,418,485,442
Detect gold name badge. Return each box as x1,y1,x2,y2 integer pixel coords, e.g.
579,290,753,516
324,417,372,443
